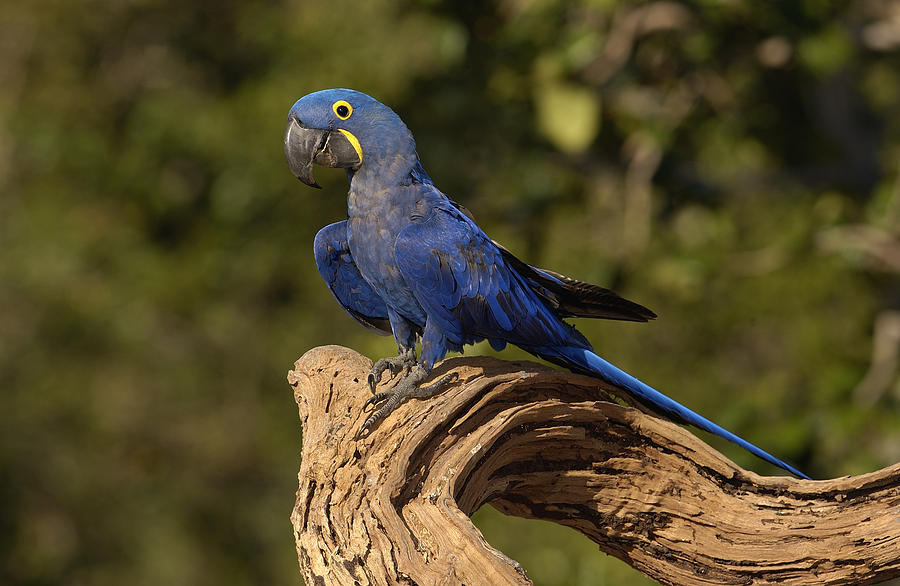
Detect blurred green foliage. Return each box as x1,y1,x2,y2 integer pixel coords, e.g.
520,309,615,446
2,0,899,584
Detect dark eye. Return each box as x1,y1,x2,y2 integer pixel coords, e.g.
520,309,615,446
332,100,353,120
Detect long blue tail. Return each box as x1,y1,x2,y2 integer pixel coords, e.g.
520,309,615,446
550,345,810,479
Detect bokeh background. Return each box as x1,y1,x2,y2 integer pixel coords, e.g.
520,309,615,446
3,1,900,584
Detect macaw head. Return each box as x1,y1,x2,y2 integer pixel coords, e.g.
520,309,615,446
283,88,416,188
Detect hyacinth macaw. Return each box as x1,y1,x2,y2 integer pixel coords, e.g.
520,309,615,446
283,88,808,479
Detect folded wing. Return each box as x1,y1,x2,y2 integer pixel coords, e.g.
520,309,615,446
314,220,392,335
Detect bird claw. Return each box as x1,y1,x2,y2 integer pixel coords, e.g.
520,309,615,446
362,390,392,411
356,366,458,438
368,348,417,393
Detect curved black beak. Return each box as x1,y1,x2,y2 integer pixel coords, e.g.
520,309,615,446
283,117,361,188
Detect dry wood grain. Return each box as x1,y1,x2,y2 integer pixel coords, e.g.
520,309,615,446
287,345,900,586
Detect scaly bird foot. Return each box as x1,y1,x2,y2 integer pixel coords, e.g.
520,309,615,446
367,348,417,393
357,365,457,438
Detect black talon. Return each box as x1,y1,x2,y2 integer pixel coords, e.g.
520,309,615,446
355,421,373,440
363,391,390,410
368,348,418,394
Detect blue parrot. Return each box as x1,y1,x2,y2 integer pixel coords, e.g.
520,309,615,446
284,88,809,479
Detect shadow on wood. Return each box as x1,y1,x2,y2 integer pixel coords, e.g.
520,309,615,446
287,345,900,586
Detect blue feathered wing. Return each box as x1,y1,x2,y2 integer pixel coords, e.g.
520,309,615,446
314,220,391,335
394,201,589,355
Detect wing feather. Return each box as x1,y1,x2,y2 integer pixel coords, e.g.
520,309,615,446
447,198,655,322
493,241,657,322
314,221,392,335
394,203,587,350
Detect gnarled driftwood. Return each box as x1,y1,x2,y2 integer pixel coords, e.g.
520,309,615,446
287,345,900,585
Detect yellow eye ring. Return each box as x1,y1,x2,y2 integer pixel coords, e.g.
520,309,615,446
333,100,353,120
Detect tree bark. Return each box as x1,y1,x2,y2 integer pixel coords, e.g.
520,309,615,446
287,345,900,586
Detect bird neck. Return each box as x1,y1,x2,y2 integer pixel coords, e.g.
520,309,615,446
346,153,435,220
345,114,421,189
349,151,417,190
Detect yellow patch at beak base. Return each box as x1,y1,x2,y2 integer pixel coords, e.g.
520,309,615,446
336,129,363,164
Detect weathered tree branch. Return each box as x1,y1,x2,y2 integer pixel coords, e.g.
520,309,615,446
287,345,900,586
